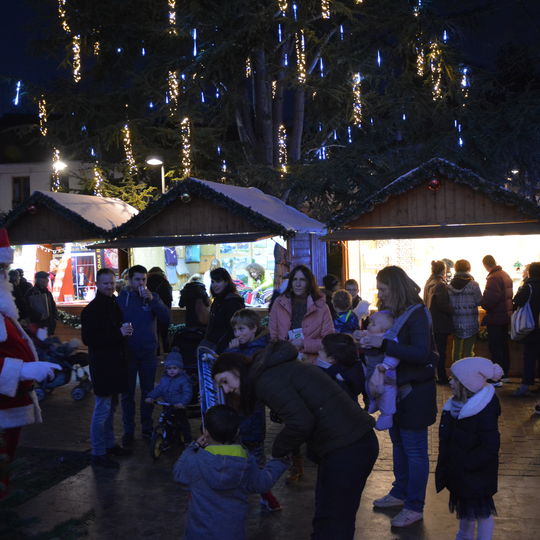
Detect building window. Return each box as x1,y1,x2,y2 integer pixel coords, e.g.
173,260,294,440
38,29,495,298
12,176,30,208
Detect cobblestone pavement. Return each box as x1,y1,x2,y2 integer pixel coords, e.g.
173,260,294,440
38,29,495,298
10,376,540,539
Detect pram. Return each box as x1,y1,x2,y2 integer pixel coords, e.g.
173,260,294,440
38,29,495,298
32,337,91,401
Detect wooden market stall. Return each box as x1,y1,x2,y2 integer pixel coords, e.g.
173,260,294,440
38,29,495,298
325,157,540,376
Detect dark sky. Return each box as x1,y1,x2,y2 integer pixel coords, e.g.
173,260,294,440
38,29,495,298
1,0,540,116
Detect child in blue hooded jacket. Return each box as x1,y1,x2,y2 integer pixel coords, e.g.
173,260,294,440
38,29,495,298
173,405,288,540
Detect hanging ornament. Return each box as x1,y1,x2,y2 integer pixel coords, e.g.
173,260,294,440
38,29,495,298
121,123,138,177
180,117,191,177
352,73,362,127
168,0,177,35
321,0,330,19
295,31,306,84
38,97,48,136
167,70,180,117
72,34,81,83
57,0,71,34
277,124,287,174
428,178,441,191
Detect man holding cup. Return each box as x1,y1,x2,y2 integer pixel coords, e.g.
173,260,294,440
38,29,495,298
117,265,170,445
81,268,132,468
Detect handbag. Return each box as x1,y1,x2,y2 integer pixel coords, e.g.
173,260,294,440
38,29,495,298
510,284,535,341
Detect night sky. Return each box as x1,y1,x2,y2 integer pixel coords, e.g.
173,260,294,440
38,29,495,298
1,0,540,116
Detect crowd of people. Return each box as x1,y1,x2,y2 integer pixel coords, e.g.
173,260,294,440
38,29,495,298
1,226,540,540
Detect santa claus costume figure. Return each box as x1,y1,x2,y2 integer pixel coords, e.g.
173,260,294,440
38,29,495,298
0,228,60,499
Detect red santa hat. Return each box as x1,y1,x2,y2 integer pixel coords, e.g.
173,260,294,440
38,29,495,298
0,229,14,265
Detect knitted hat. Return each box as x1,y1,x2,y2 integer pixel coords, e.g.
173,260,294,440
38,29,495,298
450,357,504,393
0,229,14,265
164,348,183,369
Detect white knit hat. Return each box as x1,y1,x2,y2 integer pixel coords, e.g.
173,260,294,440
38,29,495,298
450,357,504,393
0,229,14,265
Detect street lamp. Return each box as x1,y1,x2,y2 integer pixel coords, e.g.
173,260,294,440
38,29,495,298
146,156,165,193
52,160,68,173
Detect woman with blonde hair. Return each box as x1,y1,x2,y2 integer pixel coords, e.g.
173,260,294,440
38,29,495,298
362,266,437,528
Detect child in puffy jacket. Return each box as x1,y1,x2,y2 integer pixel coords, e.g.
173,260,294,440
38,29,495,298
145,348,193,443
436,357,502,540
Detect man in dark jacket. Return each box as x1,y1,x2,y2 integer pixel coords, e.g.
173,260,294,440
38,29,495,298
481,255,513,378
22,271,57,336
81,268,132,468
117,265,170,445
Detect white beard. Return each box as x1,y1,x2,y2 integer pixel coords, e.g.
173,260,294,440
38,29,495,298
0,275,20,321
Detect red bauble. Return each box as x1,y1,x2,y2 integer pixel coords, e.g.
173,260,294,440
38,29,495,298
428,179,441,191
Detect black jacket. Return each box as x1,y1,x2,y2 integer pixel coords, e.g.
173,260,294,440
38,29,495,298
383,306,438,429
424,275,453,334
147,273,173,308
513,277,540,343
436,389,500,498
81,291,129,396
23,285,57,335
204,292,245,353
179,281,210,328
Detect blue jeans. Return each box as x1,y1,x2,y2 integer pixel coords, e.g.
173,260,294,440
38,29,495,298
91,395,118,456
389,426,429,513
121,349,157,436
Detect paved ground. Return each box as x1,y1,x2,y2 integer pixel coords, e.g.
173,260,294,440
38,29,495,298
7,374,540,540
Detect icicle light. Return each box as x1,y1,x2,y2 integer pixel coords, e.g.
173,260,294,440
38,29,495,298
51,148,62,192
58,0,71,34
245,57,252,78
278,124,287,174
93,166,105,196
168,0,177,35
72,34,81,83
295,31,306,84
352,73,362,127
38,97,48,136
321,0,330,19
429,42,443,100
168,70,179,116
121,123,138,176
192,28,197,56
180,117,191,177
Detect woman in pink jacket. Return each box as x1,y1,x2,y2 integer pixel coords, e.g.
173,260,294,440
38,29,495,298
269,264,335,361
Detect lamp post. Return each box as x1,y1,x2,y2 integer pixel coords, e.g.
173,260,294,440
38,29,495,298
146,156,165,193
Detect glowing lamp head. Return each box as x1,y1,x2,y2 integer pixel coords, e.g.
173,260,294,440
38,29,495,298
146,157,163,166
52,160,68,173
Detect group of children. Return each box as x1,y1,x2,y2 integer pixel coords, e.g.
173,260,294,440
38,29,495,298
145,298,501,540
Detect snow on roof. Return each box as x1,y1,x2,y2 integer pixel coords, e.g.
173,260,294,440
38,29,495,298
35,191,138,231
189,178,326,235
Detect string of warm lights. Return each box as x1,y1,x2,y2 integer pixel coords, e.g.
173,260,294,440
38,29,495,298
429,41,443,100
277,1,288,11
57,0,71,34
277,124,287,174
52,148,62,192
167,70,180,116
271,80,277,99
352,73,362,127
93,165,106,196
416,45,425,77
93,41,100,56
121,123,138,176
321,0,330,19
168,0,177,35
245,57,252,78
295,31,306,84
72,35,81,83
38,97,48,136
180,117,192,177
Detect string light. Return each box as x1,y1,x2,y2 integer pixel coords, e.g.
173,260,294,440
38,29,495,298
277,0,288,11
277,124,287,174
461,67,470,102
38,97,48,136
245,57,252,78
168,0,177,35
72,34,81,83
93,41,100,56
278,24,283,43
319,57,325,77
121,123,138,176
347,126,352,143
355,0,363,3
52,148,63,192
272,80,277,99
167,70,179,116
416,45,425,77
377,50,382,67
58,0,71,34
180,117,191,177
93,165,106,196
295,31,306,84
292,3,298,20
352,73,362,127
321,0,330,19
192,28,197,56
413,0,422,16
339,25,344,40
429,41,443,100
13,81,21,106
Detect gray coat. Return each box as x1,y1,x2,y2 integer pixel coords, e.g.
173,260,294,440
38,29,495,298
448,273,482,339
174,443,287,540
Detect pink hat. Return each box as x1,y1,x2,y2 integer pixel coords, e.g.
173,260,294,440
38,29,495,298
0,229,14,265
450,357,504,393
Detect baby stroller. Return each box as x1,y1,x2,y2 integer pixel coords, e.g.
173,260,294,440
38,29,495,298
33,337,91,401
149,401,190,460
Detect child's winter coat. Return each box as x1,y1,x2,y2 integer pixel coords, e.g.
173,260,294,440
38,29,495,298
146,372,192,406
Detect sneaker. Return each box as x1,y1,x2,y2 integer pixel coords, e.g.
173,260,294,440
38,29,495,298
391,508,423,527
260,491,282,512
107,445,132,457
534,404,540,415
122,433,134,447
373,494,405,508
91,454,120,469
